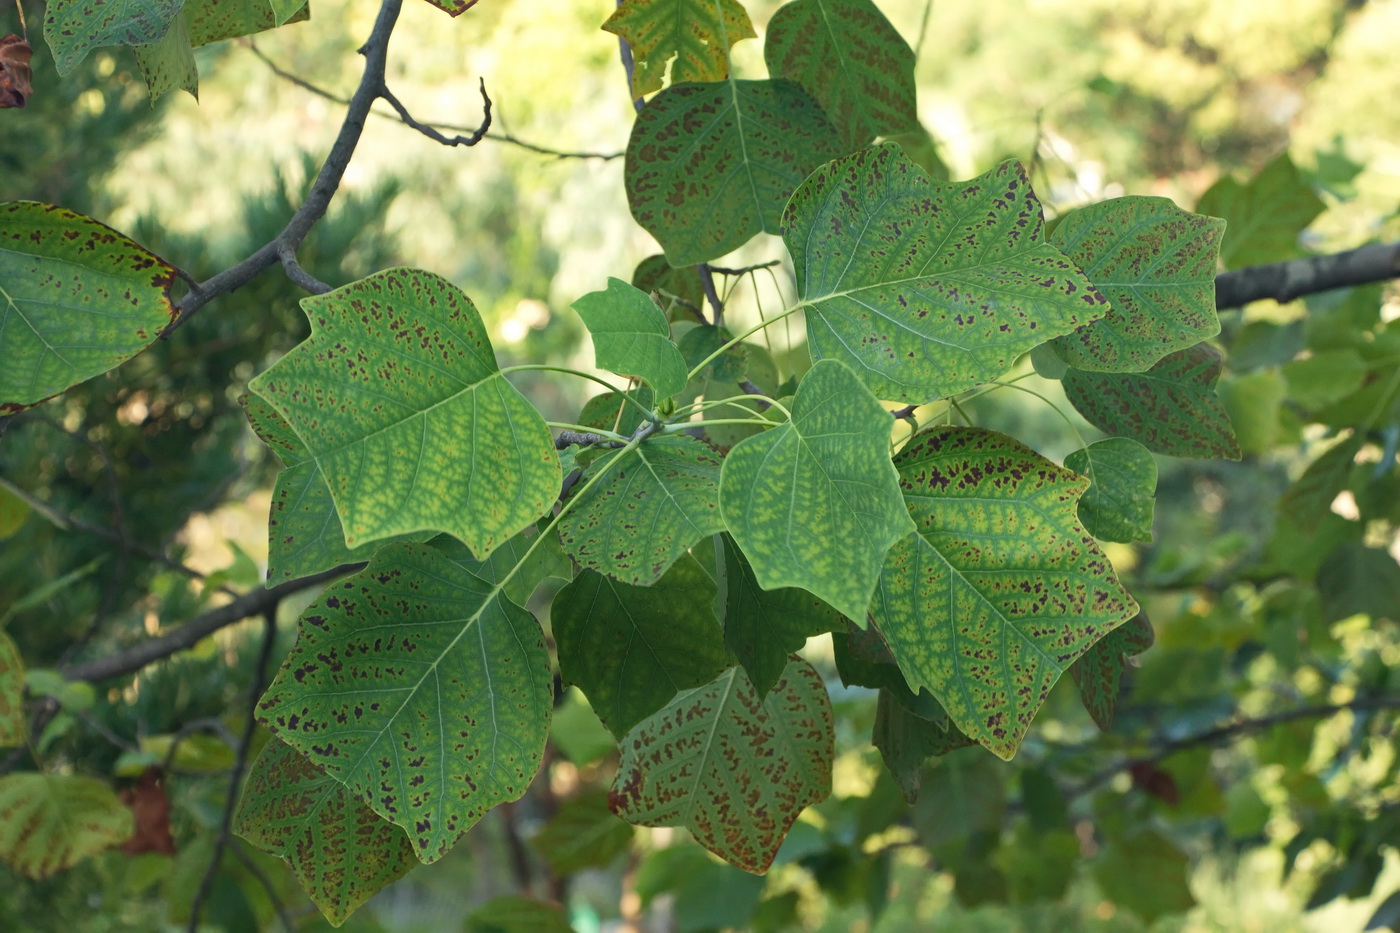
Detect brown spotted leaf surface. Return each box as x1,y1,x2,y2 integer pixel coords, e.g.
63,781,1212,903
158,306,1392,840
603,0,755,98
234,738,417,925
626,78,849,266
1070,611,1154,730
557,435,724,585
1061,343,1242,460
1048,196,1225,372
0,773,133,878
0,201,177,411
248,269,560,558
43,0,185,75
256,542,552,863
764,0,918,148
554,556,731,738
608,658,832,873
870,426,1138,759
783,145,1110,404
0,35,33,108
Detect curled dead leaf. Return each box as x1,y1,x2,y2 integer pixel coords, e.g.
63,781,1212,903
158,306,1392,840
0,34,33,109
118,767,176,856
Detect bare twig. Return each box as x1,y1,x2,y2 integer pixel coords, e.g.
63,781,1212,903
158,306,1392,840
615,1,645,115
1215,240,1400,309
697,264,723,325
61,563,358,683
275,244,331,294
555,430,624,449
890,404,918,420
12,0,27,42
380,78,491,148
705,259,782,277
186,611,283,933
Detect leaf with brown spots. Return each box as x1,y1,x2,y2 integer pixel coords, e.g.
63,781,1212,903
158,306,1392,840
873,688,976,804
43,0,184,75
1061,343,1242,460
603,0,755,98
608,659,832,873
1047,197,1225,372
870,426,1138,759
0,201,177,412
417,0,480,15
0,35,33,108
0,773,133,878
553,555,730,737
249,269,561,559
0,632,24,747
625,79,850,266
558,435,724,586
1071,612,1153,730
255,541,552,863
783,145,1110,404
234,738,417,925
764,0,918,148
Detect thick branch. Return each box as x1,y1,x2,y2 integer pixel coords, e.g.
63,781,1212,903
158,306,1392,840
61,564,361,683
1216,240,1400,309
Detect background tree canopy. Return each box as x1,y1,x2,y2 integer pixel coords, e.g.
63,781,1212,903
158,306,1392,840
1,1,1399,932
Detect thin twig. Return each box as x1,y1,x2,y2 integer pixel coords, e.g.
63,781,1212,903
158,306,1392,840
380,79,491,148
704,259,782,277
890,404,918,420
61,563,358,683
186,611,282,933
12,0,27,42
275,244,331,294
697,264,723,325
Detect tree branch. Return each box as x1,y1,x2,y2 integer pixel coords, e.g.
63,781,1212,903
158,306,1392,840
697,264,723,325
1216,240,1400,309
60,564,360,683
380,78,491,148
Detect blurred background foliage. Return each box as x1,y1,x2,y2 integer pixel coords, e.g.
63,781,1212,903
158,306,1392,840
1,0,1398,930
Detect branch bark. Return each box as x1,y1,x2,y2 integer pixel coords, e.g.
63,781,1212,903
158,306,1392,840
1216,240,1400,309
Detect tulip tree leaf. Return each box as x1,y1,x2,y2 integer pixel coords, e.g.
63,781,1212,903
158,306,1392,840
609,659,833,873
0,202,177,411
1061,343,1241,460
603,0,756,98
764,0,918,148
249,268,560,557
1063,438,1158,543
427,532,570,610
0,632,24,747
720,359,915,624
529,790,634,875
578,386,655,438
783,145,1109,404
132,12,197,101
874,689,976,803
256,542,552,863
241,393,431,584
43,0,185,75
632,255,704,317
1048,197,1225,372
0,774,133,878
1070,612,1154,730
871,426,1138,759
553,556,731,738
185,0,309,46
573,278,689,399
714,533,843,698
1278,434,1362,532
234,739,417,926
558,436,724,586
626,79,849,267
1196,153,1324,270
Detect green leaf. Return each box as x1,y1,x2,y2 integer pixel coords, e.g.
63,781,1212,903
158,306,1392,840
1219,368,1286,455
625,79,849,266
873,690,976,804
633,255,704,320
549,689,615,767
763,0,918,148
23,670,95,712
578,385,655,437
0,202,177,411
604,0,755,98
678,325,747,383
132,11,198,101
1070,611,1154,730
720,359,915,624
1047,197,1225,372
1093,831,1195,922
0,632,24,747
0,483,29,539
43,0,184,75
233,738,417,926
248,269,560,558
1283,348,1369,409
186,0,308,46
871,426,1138,759
1279,434,1362,532
1064,438,1157,543
256,541,552,863
553,555,730,737
783,146,1109,404
242,393,431,584
429,530,569,610
1316,542,1400,623
609,659,833,873
558,436,724,585
913,748,1005,861
466,896,576,933
0,774,133,878
573,278,689,399
832,628,947,724
529,790,633,875
714,533,843,698
1061,343,1241,460
1196,152,1325,270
